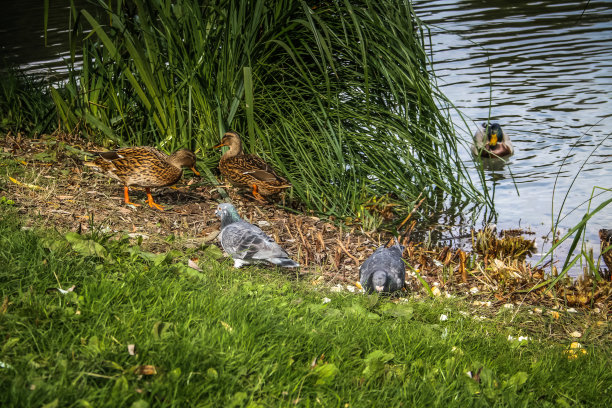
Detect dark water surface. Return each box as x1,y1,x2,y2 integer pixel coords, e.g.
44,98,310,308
413,0,612,275
0,0,91,78
1,1,610,276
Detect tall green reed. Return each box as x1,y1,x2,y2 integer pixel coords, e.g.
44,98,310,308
51,0,488,219
0,68,56,135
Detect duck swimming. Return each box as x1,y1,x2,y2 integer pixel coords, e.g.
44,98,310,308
471,122,514,158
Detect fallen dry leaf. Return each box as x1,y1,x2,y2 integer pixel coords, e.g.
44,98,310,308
220,321,233,332
134,365,157,375
8,176,44,190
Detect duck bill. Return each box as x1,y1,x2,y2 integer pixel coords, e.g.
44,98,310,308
190,166,201,176
489,133,498,147
213,142,226,149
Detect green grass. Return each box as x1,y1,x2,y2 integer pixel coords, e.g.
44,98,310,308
0,209,610,407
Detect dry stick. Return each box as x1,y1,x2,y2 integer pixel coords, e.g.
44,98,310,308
295,218,311,267
317,230,326,252
388,195,426,247
336,238,360,265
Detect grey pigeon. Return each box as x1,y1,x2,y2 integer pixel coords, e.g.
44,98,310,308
359,239,405,294
215,203,300,268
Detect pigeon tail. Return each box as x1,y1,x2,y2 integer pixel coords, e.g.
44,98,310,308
267,257,300,268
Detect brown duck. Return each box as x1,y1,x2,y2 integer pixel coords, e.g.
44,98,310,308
213,131,291,201
85,147,199,210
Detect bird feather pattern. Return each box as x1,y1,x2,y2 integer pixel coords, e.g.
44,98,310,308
216,203,299,268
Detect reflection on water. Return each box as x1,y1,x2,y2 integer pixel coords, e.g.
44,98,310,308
1,0,610,276
413,0,612,275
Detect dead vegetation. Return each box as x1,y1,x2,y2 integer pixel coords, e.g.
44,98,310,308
1,132,610,316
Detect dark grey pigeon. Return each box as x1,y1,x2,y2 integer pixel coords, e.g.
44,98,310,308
359,239,405,294
215,203,299,268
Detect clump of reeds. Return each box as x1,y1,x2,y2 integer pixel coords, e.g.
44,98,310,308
49,0,487,219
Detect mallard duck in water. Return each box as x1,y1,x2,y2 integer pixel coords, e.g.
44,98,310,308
213,131,291,202
471,122,514,158
85,147,199,210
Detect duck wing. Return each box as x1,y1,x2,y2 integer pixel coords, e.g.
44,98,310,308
90,147,180,187
224,154,287,183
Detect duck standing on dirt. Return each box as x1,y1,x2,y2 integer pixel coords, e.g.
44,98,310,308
359,239,406,294
84,147,199,210
471,122,514,158
214,131,291,202
215,203,299,268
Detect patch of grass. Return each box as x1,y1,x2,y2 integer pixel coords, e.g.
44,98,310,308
0,209,610,407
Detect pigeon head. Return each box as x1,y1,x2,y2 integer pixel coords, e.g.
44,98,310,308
371,271,389,293
215,203,242,228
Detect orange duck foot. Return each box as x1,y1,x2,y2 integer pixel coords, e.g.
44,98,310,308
146,188,165,211
124,186,141,207
252,185,267,203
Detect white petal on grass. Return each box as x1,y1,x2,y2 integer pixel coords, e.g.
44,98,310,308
439,314,448,321
57,285,76,295
0,361,13,369
188,259,202,271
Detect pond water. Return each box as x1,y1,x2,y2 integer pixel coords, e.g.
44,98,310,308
413,0,612,276
2,0,610,276
0,0,94,80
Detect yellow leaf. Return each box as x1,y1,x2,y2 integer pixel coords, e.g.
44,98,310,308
134,365,157,375
8,176,43,190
